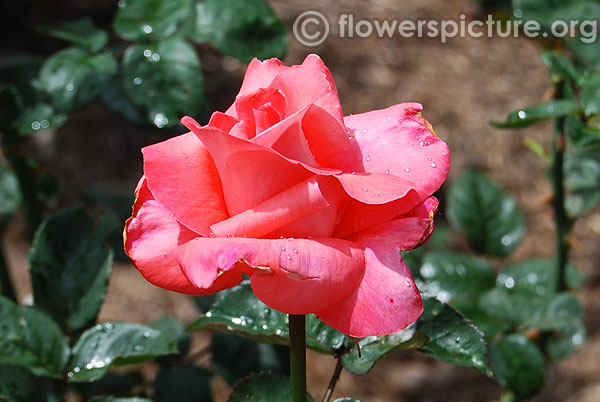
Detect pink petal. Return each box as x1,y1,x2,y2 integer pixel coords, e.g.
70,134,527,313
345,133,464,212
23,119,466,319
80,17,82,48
209,176,332,239
335,172,415,205
142,133,229,235
233,87,287,138
316,237,423,338
344,103,450,196
174,237,365,314
207,111,239,133
124,178,242,295
181,118,340,216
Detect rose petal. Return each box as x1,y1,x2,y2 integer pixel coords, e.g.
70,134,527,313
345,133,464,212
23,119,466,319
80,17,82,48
174,237,365,314
143,133,229,235
210,176,331,238
207,111,239,134
124,178,242,295
316,238,423,338
335,172,415,205
181,118,340,215
345,102,450,197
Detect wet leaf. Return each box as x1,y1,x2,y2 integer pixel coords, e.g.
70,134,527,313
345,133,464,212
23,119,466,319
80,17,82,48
491,100,582,129
546,321,586,360
44,18,109,52
68,322,177,382
0,164,21,228
447,170,525,256
228,372,313,402
114,0,194,41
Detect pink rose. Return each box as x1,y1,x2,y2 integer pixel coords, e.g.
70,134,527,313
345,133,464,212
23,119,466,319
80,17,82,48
124,54,450,337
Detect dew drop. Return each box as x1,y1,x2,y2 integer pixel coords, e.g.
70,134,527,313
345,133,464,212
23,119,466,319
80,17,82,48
365,155,371,161
31,121,41,130
104,322,114,330
384,169,390,174
95,324,103,331
547,106,554,113
361,129,368,133
275,329,282,335
293,249,298,254
262,324,268,330
142,24,154,34
73,367,81,373
40,120,49,128
118,0,126,7
362,187,369,192
231,317,242,325
419,141,424,146
66,83,74,91
501,235,512,246
134,345,143,351
67,372,74,378
153,113,169,128
151,53,160,62
430,162,437,168
348,135,354,140
143,330,151,338
205,312,212,318
504,277,515,289
286,255,292,260
404,167,411,173
85,363,94,370
455,337,461,343
143,49,152,57
133,77,142,85
226,233,234,238
517,110,527,119
513,8,523,18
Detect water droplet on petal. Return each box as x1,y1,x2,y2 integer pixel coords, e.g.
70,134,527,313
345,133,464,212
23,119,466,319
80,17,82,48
293,249,298,254
404,279,411,287
365,155,371,161
286,255,292,260
384,169,390,174
430,162,437,168
362,188,369,192
361,129,368,133
404,167,411,173
419,141,424,146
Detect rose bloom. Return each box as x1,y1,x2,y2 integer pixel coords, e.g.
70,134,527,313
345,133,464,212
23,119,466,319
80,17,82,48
124,54,449,337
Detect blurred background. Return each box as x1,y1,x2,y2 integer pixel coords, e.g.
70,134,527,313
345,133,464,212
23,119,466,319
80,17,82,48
1,0,599,401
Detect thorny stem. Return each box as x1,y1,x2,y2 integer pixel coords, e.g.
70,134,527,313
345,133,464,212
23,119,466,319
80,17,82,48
551,85,570,292
321,355,343,402
289,314,307,402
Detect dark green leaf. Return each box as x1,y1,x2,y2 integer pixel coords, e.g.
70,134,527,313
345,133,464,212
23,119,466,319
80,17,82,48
546,321,586,360
99,79,147,125
456,306,511,341
342,325,425,375
89,397,152,402
332,399,362,402
190,0,287,62
581,72,600,117
418,298,491,375
0,365,50,402
540,51,583,84
154,364,212,402
0,296,69,378
565,115,600,148
228,372,313,402
0,164,21,227
151,317,190,365
564,151,600,216
36,47,118,112
15,103,67,136
488,334,545,399
44,18,109,52
491,100,582,129
513,0,600,27
447,170,525,256
497,259,587,295
194,294,218,313
212,333,289,385
122,39,205,128
564,36,600,70
188,281,347,355
416,251,495,310
114,0,194,41
29,207,113,332
68,322,177,382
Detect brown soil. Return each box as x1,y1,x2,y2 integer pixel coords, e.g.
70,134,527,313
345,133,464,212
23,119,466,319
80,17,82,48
2,0,599,401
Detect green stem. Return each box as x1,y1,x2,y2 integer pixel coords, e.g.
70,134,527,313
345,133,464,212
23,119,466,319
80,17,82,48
551,90,570,292
321,355,343,402
289,314,307,402
1,129,42,239
499,390,516,402
0,235,16,301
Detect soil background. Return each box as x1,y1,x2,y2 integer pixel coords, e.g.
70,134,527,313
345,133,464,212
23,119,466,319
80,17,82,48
1,0,599,401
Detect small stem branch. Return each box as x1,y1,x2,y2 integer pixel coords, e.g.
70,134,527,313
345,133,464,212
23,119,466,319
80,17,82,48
289,314,307,402
0,235,16,301
321,355,343,402
551,87,570,292
1,129,42,239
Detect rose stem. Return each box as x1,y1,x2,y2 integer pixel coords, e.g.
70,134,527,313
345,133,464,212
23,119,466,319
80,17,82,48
321,355,343,402
289,314,307,402
0,240,16,301
551,83,570,292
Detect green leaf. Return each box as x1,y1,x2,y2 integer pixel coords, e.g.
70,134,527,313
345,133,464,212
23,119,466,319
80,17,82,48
513,0,600,27
0,365,52,402
546,321,586,360
491,100,582,129
581,72,600,117
564,151,600,216
29,207,114,332
418,298,491,376
416,251,495,310
122,39,205,128
190,0,287,62
228,372,313,402
99,79,147,125
15,103,67,136
114,0,194,41
488,334,545,399
212,333,289,385
447,170,525,256
332,399,362,402
564,36,600,70
497,259,587,295
44,18,109,53
36,47,118,112
89,397,153,402
565,115,600,148
342,325,425,375
154,364,213,402
0,164,21,228
67,322,177,382
0,296,69,378
151,317,190,365
540,51,583,84
188,281,347,355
